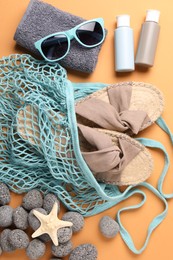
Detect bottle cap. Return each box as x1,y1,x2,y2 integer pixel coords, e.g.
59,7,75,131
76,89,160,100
116,15,130,27
146,10,160,23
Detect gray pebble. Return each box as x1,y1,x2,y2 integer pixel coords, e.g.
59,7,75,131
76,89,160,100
0,229,15,252
38,233,51,243
50,259,62,260
99,216,120,238
0,182,10,205
0,205,13,227
57,227,72,244
26,239,46,260
22,190,43,211
13,206,29,230
9,229,29,249
28,208,47,230
62,212,84,233
69,243,97,260
51,240,73,258
43,193,60,214
28,208,50,242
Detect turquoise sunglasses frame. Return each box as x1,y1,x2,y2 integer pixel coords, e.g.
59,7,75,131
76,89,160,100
34,18,105,62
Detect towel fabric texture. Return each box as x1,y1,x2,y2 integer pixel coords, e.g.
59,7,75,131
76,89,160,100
14,0,106,73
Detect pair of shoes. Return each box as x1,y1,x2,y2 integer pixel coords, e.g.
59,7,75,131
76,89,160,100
75,81,164,186
16,81,164,186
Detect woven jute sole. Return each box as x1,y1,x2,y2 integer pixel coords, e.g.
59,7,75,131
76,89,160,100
16,105,67,151
79,128,153,186
76,81,164,133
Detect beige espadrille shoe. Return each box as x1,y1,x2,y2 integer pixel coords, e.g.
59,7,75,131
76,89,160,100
78,124,153,186
75,81,164,136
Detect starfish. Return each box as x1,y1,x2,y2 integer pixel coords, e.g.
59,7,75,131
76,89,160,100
31,202,73,246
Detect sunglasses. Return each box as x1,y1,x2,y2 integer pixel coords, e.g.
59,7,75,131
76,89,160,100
34,18,105,62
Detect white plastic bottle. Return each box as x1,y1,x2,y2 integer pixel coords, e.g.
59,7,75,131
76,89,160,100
115,15,134,72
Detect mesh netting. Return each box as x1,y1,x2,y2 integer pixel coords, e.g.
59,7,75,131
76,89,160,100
0,54,130,216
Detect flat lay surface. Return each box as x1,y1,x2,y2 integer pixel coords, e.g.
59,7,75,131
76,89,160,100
1,0,173,260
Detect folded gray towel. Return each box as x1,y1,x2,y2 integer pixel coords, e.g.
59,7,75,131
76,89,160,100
14,0,107,73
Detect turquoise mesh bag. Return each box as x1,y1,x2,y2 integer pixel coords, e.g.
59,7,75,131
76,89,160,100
0,54,168,254
0,54,134,215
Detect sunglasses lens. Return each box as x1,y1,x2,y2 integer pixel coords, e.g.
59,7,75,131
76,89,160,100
41,34,68,60
76,21,104,46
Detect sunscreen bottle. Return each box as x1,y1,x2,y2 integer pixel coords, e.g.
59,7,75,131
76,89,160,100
115,15,134,72
135,10,160,67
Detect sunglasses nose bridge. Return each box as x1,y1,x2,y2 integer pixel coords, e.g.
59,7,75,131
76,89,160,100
66,29,75,40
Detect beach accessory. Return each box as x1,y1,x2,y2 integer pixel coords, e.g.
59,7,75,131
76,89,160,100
32,202,73,246
17,109,153,185
76,82,164,135
35,18,105,62
0,54,169,255
114,15,134,72
135,10,160,67
14,0,106,73
77,124,153,185
0,53,132,214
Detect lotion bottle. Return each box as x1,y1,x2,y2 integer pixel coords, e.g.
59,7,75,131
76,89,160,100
135,10,160,67
115,15,134,72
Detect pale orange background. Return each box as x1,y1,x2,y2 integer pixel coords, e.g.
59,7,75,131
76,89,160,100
1,0,173,259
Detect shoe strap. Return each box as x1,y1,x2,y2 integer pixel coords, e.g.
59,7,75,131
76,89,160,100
78,124,141,182
74,83,149,135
